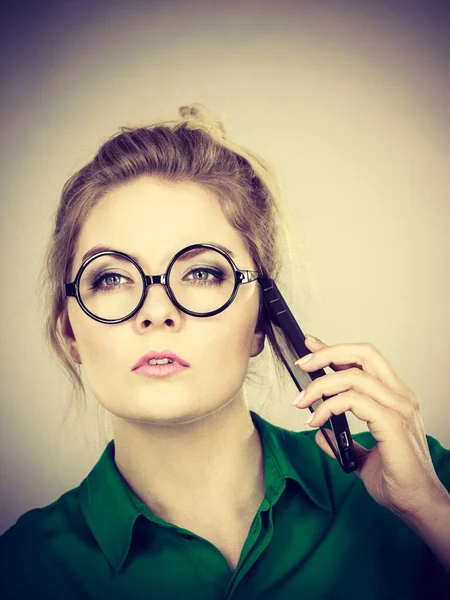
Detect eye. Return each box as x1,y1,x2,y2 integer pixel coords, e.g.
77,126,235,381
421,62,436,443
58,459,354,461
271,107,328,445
185,268,225,285
90,272,132,291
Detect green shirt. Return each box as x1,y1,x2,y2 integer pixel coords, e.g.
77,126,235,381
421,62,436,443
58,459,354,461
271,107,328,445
1,410,449,599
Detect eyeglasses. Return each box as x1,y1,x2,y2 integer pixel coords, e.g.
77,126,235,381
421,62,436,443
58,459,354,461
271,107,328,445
65,243,261,323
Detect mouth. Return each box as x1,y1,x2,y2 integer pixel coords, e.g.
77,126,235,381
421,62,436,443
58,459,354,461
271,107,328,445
132,350,190,371
132,361,189,379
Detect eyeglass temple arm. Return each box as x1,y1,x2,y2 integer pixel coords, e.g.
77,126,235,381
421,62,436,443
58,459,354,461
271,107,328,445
65,283,76,296
238,270,261,284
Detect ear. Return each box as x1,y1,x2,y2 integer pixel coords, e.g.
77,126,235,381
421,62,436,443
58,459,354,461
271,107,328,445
250,310,266,358
59,309,82,364
250,330,265,357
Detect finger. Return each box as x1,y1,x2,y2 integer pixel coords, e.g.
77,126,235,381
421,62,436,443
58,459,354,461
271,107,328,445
301,341,417,402
295,368,412,416
304,336,362,373
306,390,403,444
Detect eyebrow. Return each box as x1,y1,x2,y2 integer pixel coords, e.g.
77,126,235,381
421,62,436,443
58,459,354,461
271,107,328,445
80,242,236,267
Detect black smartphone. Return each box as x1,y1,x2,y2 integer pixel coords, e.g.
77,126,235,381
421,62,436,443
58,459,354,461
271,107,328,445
259,275,358,474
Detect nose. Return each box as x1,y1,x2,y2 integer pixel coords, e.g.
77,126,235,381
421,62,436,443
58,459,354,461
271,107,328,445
137,278,178,317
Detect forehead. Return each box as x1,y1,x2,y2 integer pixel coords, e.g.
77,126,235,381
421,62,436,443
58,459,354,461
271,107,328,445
73,177,249,272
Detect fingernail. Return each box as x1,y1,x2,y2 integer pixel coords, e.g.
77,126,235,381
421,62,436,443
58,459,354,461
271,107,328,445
295,354,313,366
305,334,322,344
304,413,315,426
290,390,305,405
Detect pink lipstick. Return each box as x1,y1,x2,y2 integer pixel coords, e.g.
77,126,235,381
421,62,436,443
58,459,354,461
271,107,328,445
132,362,189,378
132,349,190,378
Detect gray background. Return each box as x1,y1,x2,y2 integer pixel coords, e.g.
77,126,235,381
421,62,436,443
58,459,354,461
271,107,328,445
1,0,449,534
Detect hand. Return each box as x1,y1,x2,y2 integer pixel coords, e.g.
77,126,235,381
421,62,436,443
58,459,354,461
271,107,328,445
292,336,448,517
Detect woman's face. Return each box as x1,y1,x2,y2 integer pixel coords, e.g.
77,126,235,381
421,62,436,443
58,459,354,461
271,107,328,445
61,177,265,425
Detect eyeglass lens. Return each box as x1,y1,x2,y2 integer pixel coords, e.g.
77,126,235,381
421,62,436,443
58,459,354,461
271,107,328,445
77,247,236,319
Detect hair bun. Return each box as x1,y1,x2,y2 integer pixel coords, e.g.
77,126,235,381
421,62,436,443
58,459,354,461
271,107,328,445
178,103,227,140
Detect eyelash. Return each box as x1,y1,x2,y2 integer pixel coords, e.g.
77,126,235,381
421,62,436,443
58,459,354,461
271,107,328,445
89,268,226,291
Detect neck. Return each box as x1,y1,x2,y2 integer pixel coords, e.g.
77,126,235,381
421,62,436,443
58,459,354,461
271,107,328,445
111,395,266,526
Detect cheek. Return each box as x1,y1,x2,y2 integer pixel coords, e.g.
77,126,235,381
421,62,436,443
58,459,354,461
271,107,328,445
195,311,257,390
202,303,257,356
184,319,252,405
71,312,121,379
78,330,126,407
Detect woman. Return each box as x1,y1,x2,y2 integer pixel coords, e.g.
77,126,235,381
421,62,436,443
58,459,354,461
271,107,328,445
1,104,449,599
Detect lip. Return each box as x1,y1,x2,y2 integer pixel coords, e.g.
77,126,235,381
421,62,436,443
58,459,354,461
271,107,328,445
132,349,190,371
133,362,189,378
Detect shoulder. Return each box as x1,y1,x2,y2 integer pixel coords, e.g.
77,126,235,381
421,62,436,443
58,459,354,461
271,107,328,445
0,486,91,598
348,429,450,490
422,433,450,487
279,424,450,508
1,484,87,546
298,426,449,474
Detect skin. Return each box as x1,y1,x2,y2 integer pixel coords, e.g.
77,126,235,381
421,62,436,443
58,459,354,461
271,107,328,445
60,176,267,543
293,337,450,570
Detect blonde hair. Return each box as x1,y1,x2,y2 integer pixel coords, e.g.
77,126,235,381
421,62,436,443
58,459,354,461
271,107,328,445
37,103,302,441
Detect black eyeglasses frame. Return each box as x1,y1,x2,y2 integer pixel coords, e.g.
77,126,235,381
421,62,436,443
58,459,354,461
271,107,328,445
65,243,261,324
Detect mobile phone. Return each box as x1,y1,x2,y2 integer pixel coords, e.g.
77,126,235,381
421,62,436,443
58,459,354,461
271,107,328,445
259,275,358,474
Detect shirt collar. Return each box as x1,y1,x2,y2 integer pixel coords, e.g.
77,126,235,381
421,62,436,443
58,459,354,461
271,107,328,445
250,411,334,515
78,410,334,573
